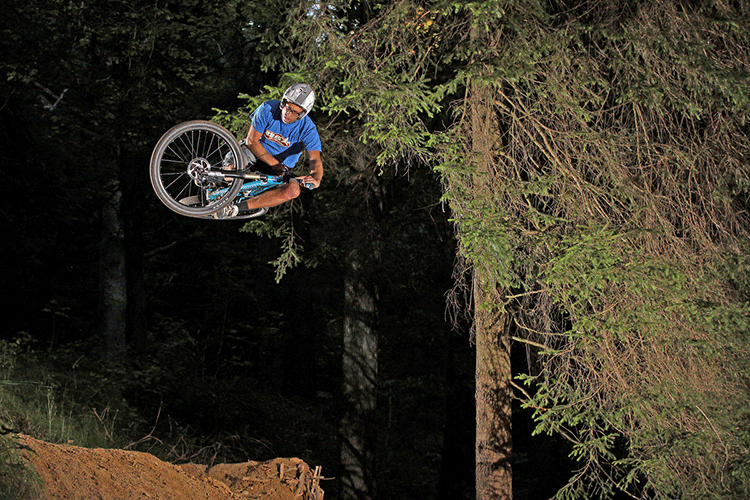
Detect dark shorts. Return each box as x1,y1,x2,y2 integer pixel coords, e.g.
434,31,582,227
223,139,256,168
223,140,282,175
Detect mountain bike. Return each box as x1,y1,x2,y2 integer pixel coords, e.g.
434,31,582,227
149,120,312,219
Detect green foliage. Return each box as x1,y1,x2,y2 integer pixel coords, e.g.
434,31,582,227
0,336,134,448
295,1,446,166
0,433,41,500
239,204,306,283
214,86,286,136
517,226,750,498
0,337,39,499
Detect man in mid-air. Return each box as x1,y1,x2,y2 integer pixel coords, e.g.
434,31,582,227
216,83,322,218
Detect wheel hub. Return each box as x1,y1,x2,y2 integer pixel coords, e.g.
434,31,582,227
187,157,212,188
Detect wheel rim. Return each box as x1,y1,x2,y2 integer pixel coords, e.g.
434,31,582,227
150,121,243,217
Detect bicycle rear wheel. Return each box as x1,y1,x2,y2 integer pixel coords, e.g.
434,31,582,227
150,120,244,217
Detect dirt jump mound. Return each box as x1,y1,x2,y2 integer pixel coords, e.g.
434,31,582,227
17,434,325,500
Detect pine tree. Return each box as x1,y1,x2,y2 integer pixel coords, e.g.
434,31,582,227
436,0,750,497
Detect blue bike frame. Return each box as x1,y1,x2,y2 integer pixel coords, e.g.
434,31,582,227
207,174,285,204
206,172,313,205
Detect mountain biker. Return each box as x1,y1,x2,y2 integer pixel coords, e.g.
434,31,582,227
217,83,323,218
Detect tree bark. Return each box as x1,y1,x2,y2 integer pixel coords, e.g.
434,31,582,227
468,47,513,496
474,275,512,500
99,180,127,360
340,255,378,500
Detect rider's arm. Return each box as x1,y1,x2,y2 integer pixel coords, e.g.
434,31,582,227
306,150,323,188
246,126,284,171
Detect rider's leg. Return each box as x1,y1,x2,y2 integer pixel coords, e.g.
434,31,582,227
244,182,301,210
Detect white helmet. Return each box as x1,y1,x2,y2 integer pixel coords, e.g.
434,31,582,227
282,83,315,118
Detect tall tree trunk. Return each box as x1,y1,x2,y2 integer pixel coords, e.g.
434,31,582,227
340,255,378,500
474,275,512,500
469,66,513,498
126,234,146,352
122,154,147,354
99,179,127,360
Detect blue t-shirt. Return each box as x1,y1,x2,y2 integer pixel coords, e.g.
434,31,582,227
250,100,322,169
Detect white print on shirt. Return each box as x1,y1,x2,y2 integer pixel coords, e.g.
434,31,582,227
264,130,291,148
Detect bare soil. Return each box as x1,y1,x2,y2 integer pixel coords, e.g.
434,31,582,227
16,434,325,500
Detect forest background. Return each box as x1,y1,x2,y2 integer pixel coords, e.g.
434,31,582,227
2,1,750,500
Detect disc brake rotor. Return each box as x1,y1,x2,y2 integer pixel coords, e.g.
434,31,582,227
187,157,213,188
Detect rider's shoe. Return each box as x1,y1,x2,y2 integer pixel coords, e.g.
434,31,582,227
212,204,240,219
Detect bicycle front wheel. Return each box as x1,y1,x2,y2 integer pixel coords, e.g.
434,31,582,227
150,120,244,217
